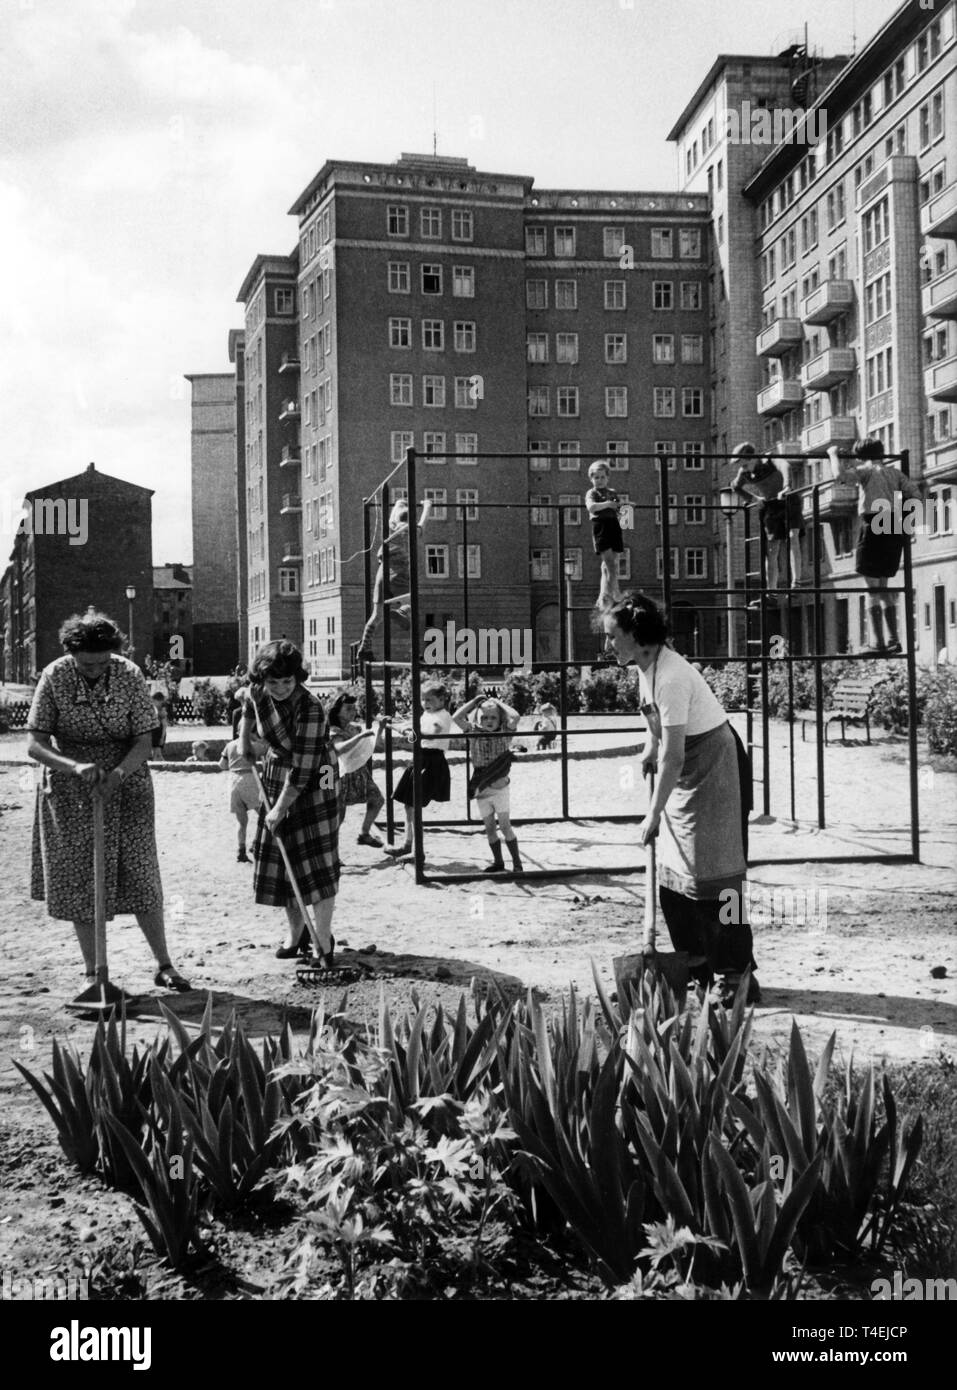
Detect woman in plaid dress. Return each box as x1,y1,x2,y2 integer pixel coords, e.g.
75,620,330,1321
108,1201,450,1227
238,640,341,964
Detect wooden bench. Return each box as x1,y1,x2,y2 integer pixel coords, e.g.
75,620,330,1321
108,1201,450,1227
798,674,883,745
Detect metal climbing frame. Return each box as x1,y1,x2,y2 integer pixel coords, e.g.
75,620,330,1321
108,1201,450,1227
355,446,920,885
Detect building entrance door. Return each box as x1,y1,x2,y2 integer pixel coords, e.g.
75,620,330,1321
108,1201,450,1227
535,603,560,662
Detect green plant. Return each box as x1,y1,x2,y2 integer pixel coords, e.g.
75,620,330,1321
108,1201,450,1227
923,666,957,755
191,678,227,725
699,663,748,711
579,665,640,712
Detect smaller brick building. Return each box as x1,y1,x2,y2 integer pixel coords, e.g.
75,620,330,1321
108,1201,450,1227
152,563,193,669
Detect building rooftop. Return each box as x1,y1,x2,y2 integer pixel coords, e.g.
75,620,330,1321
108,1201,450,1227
235,251,299,304
153,564,192,590
288,154,536,216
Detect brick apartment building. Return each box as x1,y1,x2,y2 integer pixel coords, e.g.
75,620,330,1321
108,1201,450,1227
0,463,153,680
186,373,241,673
670,0,957,664
224,155,713,677
152,562,193,668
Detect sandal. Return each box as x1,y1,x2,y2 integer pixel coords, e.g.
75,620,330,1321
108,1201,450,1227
154,964,191,992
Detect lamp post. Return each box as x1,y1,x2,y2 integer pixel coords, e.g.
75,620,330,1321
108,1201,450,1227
718,489,738,659
563,556,576,664
125,585,136,664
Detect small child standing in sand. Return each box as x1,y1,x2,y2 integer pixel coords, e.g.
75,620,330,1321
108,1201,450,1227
184,740,210,763
383,681,453,861
585,459,625,608
219,733,266,862
327,690,388,847
453,689,525,873
532,701,558,750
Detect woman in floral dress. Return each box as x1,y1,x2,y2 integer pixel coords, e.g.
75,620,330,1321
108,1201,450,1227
27,611,190,992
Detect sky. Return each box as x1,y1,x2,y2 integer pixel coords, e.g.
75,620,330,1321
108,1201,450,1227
0,0,903,564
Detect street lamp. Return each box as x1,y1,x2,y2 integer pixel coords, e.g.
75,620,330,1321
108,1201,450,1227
563,556,576,664
125,585,136,664
718,489,738,659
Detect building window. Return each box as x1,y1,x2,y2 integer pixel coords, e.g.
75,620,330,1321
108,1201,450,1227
656,547,680,578
651,228,673,258
389,317,412,349
654,441,678,471
682,387,704,417
683,442,705,469
559,493,581,525
420,207,442,239
456,544,482,578
616,551,631,582
684,495,705,524
557,441,581,470
528,440,551,470
390,373,413,406
422,319,445,351
655,493,678,526
453,321,476,352
527,332,549,363
555,226,576,257
455,488,479,521
525,226,547,256
654,387,676,418
531,549,552,580
452,265,475,297
278,567,299,595
653,281,674,310
605,441,629,468
426,545,449,577
455,432,478,461
454,376,478,409
528,386,550,417
388,262,410,293
685,548,707,578
527,279,548,309
679,228,701,258
606,386,628,418
653,334,675,363
681,334,704,364
557,386,580,417
605,333,627,364
425,487,447,520
862,197,889,252
556,332,579,364
423,431,447,459
422,264,443,295
391,430,414,463
451,209,474,242
274,288,295,314
423,375,446,407
680,281,702,310
530,495,552,526
604,226,625,258
605,279,626,310
555,280,578,309
387,205,409,236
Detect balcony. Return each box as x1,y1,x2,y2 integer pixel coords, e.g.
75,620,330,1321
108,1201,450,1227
922,267,957,320
920,181,957,240
280,493,302,514
925,354,957,402
281,542,303,563
756,318,803,358
278,399,300,421
279,445,301,468
801,415,858,454
925,438,957,484
802,280,854,324
757,378,803,416
801,480,858,521
278,352,301,374
801,347,856,392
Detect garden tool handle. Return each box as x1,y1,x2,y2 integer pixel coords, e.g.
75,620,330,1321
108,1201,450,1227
92,789,107,981
250,765,316,933
643,767,657,954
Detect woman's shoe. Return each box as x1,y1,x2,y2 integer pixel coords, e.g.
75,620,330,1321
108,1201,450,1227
384,844,412,859
154,964,191,992
357,832,383,847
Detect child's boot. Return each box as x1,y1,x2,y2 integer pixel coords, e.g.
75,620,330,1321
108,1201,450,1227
484,840,505,874
237,845,250,863
505,837,523,872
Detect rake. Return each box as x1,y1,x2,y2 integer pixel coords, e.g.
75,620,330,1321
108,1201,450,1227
64,791,127,1016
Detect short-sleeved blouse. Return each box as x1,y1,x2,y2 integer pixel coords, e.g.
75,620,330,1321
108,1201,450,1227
28,654,159,751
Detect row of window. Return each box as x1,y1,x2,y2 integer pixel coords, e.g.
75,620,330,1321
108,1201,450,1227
526,278,702,311
420,488,479,521
305,547,338,589
386,205,475,241
389,374,481,408
387,318,477,352
525,331,704,364
301,269,333,319
299,207,333,266
525,225,702,260
528,441,707,470
529,494,708,526
302,324,333,371
527,385,705,418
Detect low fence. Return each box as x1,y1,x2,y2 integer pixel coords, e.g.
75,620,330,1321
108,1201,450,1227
0,696,216,731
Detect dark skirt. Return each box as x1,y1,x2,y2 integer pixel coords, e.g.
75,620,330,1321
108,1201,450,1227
252,752,340,906
340,763,383,808
392,749,451,807
592,514,624,554
855,514,904,579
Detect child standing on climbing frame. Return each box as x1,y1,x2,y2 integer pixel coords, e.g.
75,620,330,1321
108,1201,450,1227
357,496,432,663
453,688,525,874
585,459,625,609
